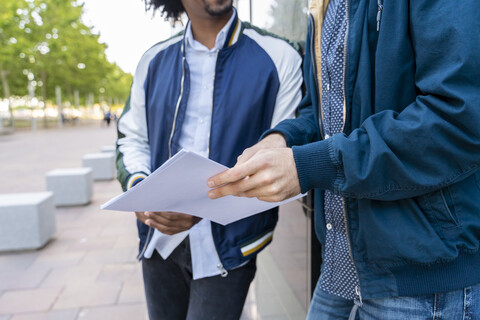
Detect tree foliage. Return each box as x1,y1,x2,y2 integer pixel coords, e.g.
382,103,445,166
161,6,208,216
0,0,132,105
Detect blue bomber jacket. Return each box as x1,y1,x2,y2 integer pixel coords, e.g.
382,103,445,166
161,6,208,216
116,14,303,271
269,0,480,299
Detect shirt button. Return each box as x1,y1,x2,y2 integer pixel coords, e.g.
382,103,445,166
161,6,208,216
326,83,331,91
325,134,330,139
199,119,204,124
326,223,333,230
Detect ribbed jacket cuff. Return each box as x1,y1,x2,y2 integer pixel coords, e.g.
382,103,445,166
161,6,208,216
292,140,338,193
126,172,148,190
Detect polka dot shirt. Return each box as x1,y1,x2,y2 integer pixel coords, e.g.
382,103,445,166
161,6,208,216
319,0,359,300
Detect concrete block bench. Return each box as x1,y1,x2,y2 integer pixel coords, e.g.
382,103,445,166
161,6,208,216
0,192,56,252
46,168,93,206
101,145,116,153
82,152,115,181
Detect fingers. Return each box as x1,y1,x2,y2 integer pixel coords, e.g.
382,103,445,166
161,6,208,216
135,211,148,223
208,134,287,191
208,149,278,198
139,211,199,235
209,167,275,199
146,211,195,228
145,219,189,235
209,148,301,201
207,157,262,190
237,184,285,202
212,170,294,202
149,211,193,222
236,147,256,165
208,177,251,200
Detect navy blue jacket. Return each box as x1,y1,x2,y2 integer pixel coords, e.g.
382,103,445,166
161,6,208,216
269,0,480,299
116,14,303,270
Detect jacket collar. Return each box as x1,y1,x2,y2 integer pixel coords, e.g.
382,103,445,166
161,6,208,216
182,7,242,54
222,8,241,48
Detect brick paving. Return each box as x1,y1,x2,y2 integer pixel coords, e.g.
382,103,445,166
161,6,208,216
0,123,307,320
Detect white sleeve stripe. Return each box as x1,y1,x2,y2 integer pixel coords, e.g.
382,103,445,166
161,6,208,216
127,173,148,190
118,35,183,177
242,29,303,128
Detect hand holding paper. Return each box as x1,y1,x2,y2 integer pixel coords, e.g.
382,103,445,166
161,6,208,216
135,211,200,235
235,133,287,166
207,137,301,202
101,150,304,225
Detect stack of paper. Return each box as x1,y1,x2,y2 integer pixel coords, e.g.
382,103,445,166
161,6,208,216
101,150,305,225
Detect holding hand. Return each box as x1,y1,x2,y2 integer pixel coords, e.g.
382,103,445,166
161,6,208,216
207,134,301,202
135,211,201,235
235,133,287,165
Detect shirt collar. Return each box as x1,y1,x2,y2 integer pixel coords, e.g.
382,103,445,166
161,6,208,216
185,8,237,52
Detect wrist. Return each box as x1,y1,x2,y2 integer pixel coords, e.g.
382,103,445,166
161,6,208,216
263,133,287,148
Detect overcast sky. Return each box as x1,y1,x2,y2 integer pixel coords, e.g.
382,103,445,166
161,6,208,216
80,0,274,74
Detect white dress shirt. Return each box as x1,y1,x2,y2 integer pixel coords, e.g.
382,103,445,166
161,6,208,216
143,12,236,280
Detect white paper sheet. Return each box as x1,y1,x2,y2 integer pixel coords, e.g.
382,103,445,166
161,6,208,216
101,149,305,225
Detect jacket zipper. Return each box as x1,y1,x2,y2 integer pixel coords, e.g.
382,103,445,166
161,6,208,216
137,47,187,261
217,262,228,277
376,0,384,32
342,0,363,303
343,199,363,303
137,226,152,260
168,54,186,158
206,49,219,155
308,12,325,140
341,0,348,132
209,49,228,277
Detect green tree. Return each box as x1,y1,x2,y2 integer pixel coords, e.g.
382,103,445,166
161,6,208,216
0,0,32,98
0,0,132,109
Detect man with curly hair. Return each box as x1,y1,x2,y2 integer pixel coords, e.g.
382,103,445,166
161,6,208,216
115,0,303,319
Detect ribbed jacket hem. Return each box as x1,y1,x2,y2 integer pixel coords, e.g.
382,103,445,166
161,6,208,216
292,140,337,193
389,250,480,296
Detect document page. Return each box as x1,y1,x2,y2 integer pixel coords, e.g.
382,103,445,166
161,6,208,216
101,150,305,225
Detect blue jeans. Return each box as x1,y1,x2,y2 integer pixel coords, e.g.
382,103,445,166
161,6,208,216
142,237,256,320
307,280,480,319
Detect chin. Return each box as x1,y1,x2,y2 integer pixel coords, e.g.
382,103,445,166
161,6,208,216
204,0,233,17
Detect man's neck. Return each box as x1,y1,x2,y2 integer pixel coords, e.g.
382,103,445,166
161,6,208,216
189,10,233,50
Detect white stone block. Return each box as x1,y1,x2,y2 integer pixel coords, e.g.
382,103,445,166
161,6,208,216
0,192,56,252
82,153,115,181
101,145,116,153
45,168,93,206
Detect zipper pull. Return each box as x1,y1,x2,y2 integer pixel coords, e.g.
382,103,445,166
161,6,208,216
376,0,384,32
348,286,363,320
355,285,363,305
217,263,228,277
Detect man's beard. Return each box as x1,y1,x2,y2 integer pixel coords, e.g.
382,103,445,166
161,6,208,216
204,0,233,17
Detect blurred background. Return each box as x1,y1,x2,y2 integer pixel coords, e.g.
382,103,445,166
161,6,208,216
0,1,317,320
0,0,308,133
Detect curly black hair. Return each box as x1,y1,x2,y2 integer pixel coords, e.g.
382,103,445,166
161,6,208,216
144,0,185,20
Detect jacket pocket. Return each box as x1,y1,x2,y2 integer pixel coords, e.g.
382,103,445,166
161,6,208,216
421,187,460,230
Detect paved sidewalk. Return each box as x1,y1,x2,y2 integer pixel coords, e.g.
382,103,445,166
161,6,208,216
0,123,308,320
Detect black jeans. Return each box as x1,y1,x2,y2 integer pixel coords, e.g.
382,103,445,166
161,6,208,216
142,237,256,320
